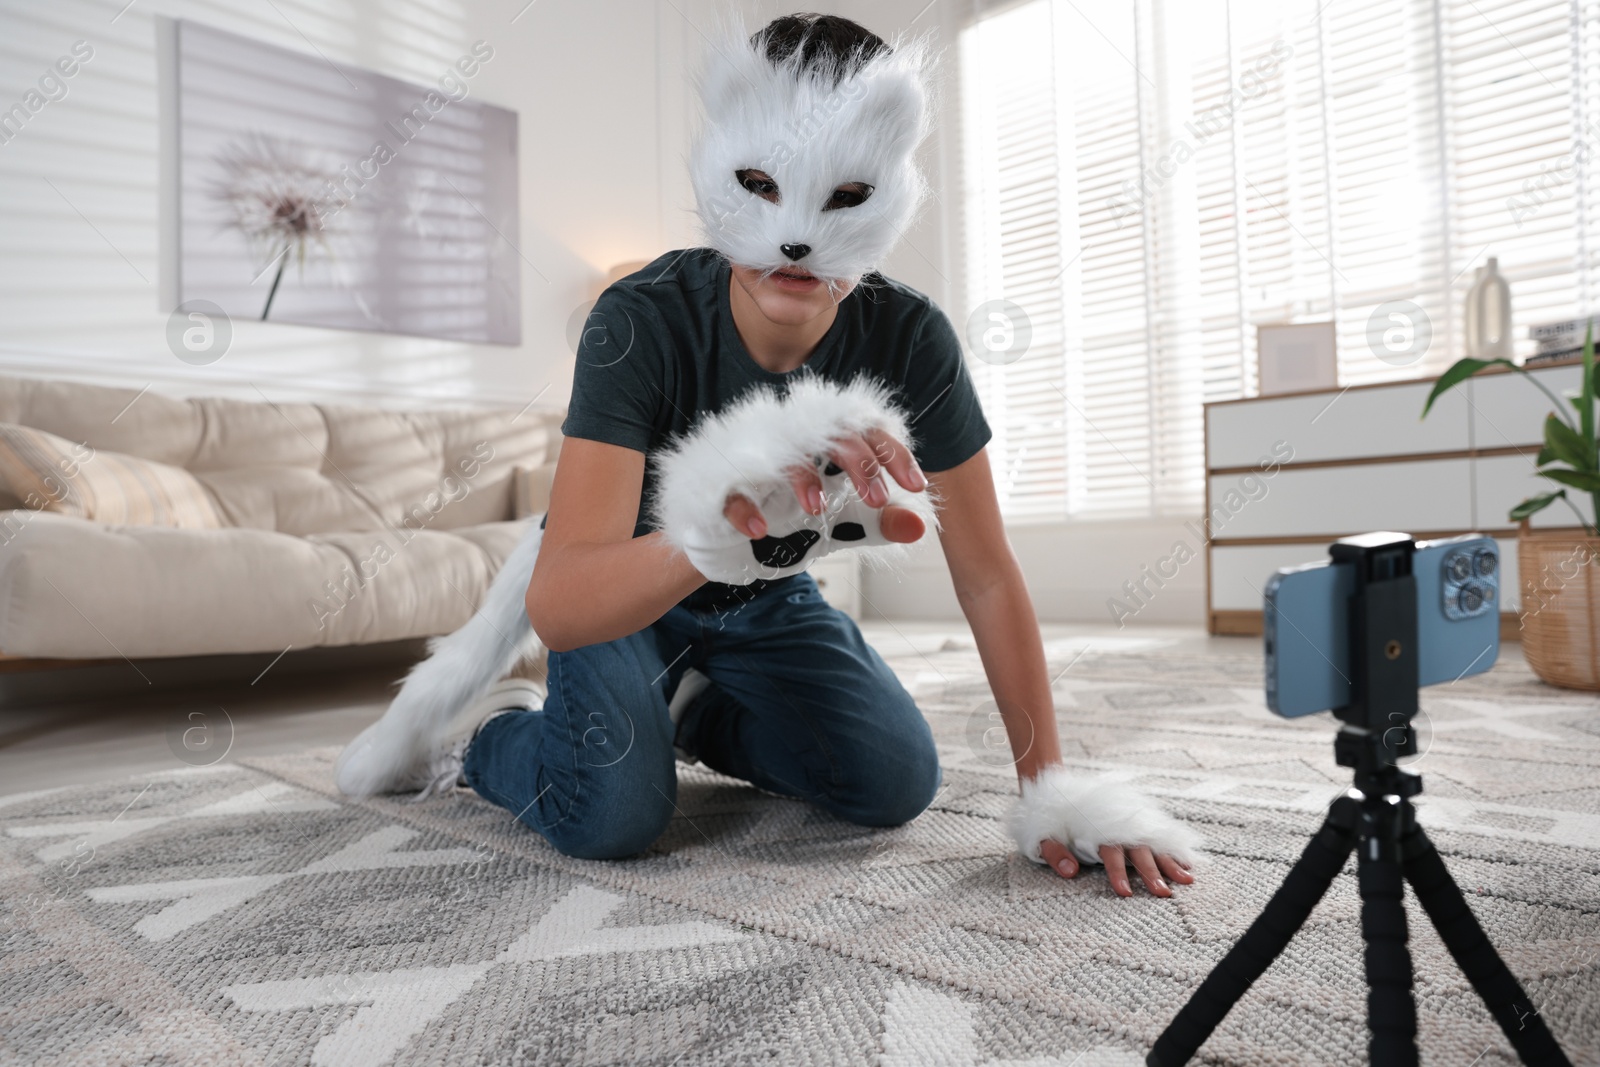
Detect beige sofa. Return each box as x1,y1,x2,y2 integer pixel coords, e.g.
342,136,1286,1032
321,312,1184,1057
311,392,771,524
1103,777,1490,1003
0,374,561,663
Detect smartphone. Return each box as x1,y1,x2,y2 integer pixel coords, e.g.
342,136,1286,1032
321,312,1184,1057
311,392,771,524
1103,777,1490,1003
1264,534,1501,717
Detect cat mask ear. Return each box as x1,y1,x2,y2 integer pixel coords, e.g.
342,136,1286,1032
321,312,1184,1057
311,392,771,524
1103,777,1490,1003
688,15,936,289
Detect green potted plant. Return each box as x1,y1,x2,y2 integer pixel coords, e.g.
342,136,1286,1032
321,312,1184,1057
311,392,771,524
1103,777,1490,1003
1423,328,1599,690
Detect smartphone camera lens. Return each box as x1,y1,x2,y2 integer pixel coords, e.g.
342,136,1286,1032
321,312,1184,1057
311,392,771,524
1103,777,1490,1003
1474,548,1498,578
1458,583,1485,614
1447,553,1473,583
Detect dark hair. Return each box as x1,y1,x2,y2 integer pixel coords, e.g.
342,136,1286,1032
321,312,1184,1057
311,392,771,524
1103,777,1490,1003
753,13,889,83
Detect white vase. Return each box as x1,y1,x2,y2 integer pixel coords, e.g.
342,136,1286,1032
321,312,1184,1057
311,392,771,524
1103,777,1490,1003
1463,265,1485,358
1467,257,1513,359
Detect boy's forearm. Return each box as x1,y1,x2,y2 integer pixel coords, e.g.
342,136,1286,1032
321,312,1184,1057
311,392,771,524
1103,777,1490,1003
527,532,705,652
956,565,1062,783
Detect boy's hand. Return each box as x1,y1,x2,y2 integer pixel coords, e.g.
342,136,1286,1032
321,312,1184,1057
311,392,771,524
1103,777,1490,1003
1038,838,1195,898
1008,767,1202,895
722,427,928,542
657,377,934,585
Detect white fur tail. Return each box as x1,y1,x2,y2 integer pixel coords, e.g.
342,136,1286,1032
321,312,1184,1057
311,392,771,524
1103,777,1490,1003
334,521,545,798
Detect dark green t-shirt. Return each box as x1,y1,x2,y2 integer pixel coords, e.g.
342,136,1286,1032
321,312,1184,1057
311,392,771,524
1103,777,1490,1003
562,247,992,537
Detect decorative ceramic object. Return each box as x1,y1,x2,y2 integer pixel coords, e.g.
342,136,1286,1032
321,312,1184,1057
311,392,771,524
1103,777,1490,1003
1465,257,1512,359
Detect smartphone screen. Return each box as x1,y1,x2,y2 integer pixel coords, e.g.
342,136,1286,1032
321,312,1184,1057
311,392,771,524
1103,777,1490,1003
1264,535,1501,717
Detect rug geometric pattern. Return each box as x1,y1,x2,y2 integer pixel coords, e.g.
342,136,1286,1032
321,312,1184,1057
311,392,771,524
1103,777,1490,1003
3,637,1597,1065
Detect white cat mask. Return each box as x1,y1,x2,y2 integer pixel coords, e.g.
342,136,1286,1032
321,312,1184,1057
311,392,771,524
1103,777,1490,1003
689,18,935,293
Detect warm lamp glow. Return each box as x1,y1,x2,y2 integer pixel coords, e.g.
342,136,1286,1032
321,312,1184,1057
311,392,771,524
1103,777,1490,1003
591,260,651,300
607,260,650,283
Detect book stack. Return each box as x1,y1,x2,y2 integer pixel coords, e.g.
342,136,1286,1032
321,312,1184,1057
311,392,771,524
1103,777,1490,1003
1527,316,1599,366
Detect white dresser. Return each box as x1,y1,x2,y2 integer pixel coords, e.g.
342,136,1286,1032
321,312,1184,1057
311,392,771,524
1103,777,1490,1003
810,554,862,619
1204,359,1592,636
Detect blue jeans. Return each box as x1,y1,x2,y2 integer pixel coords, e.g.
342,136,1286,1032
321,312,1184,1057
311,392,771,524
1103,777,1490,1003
461,573,941,860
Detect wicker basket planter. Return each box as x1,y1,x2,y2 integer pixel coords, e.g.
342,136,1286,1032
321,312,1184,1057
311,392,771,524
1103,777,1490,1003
1518,522,1600,691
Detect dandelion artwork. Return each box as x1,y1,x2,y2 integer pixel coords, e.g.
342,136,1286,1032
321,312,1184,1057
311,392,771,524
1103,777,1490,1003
210,135,337,321
162,18,521,344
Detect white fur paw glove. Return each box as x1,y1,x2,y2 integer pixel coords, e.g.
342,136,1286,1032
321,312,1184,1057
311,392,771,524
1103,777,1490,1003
1006,766,1203,868
653,376,938,586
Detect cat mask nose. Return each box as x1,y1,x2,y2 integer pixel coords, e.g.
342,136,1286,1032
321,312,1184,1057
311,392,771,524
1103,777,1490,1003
780,243,811,261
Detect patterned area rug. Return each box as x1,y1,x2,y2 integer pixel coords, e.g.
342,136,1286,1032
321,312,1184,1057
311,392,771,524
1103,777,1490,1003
3,635,1599,1066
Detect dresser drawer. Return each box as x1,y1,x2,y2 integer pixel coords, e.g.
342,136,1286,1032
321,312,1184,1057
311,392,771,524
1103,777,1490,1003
1207,381,1469,468
1210,543,1332,610
1474,452,1597,530
1468,366,1586,451
1208,457,1474,539
809,555,861,619
1210,535,1522,613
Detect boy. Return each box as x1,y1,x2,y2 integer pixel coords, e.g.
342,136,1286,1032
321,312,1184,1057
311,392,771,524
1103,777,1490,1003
341,13,1198,897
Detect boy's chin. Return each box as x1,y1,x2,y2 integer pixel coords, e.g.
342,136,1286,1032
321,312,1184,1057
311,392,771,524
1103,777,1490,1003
733,265,855,323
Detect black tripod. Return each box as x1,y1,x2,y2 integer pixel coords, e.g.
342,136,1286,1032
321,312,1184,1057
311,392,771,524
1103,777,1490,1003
1147,534,1573,1067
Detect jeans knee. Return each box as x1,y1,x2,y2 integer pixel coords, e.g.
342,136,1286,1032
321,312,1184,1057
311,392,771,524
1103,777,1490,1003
541,782,675,860
837,737,941,828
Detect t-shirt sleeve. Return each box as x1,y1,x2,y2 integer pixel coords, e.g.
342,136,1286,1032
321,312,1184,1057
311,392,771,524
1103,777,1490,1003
901,303,992,473
559,289,668,455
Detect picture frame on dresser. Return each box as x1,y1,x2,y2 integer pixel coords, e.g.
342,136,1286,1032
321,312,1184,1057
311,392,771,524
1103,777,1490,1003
1256,321,1338,397
1203,355,1592,640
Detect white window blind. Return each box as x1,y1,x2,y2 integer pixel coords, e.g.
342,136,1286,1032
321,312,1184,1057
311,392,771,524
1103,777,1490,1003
961,0,1600,522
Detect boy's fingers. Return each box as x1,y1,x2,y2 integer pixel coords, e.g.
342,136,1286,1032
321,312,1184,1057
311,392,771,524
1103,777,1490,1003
878,505,925,544
1156,853,1194,885
786,465,824,515
722,494,767,539
1099,844,1133,897
828,436,889,507
1128,846,1170,896
1040,839,1079,879
862,427,927,492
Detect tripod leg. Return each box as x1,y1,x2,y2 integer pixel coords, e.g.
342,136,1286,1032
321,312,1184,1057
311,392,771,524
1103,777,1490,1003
1358,816,1419,1067
1401,821,1574,1067
1146,796,1359,1067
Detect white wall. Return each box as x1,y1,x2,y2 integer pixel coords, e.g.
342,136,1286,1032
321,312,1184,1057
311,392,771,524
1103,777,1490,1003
860,516,1209,626
0,0,733,410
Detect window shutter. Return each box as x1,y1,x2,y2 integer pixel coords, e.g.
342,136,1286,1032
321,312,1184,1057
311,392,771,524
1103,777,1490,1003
962,1,1070,521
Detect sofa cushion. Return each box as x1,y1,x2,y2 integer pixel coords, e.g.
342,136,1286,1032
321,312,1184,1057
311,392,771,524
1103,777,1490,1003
193,466,386,536
0,510,537,658
182,394,389,535
0,374,203,467
303,525,507,643
448,519,535,562
185,393,332,470
512,464,556,519
318,403,550,532
0,374,563,539
0,424,224,529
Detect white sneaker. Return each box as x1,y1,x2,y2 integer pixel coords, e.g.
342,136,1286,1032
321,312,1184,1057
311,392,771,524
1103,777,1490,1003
406,676,546,802
667,668,711,765
456,676,546,735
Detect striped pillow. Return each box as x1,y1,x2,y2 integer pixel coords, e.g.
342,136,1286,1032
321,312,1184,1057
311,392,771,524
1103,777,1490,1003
0,423,224,529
